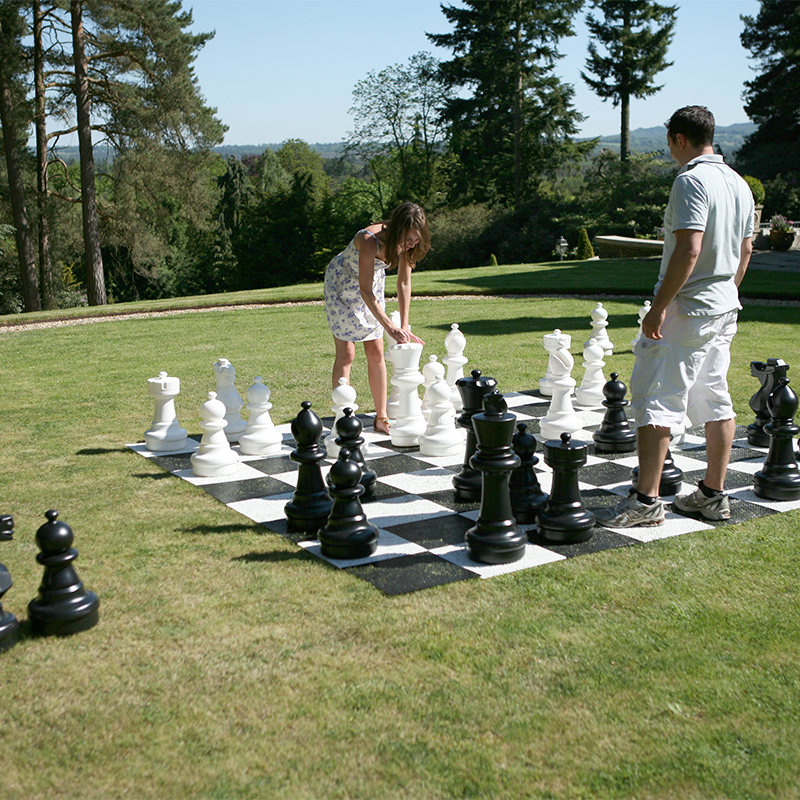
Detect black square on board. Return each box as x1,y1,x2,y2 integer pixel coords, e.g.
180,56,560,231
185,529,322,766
383,514,474,549
345,552,477,595
203,475,295,503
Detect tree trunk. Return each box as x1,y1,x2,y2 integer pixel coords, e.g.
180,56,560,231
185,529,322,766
33,0,56,309
0,17,41,313
71,0,106,306
512,0,523,209
620,3,631,164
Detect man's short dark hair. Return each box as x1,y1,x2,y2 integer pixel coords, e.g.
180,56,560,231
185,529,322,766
665,106,715,148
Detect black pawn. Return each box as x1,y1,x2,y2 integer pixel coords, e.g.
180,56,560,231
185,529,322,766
28,510,100,636
509,422,549,527
465,391,528,564
319,448,379,559
453,369,498,502
0,515,18,652
330,407,376,497
630,446,684,497
285,401,333,534
537,433,595,544
592,373,636,453
754,377,800,500
747,359,789,447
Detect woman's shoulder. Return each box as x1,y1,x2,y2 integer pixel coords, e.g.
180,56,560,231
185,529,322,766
354,225,384,253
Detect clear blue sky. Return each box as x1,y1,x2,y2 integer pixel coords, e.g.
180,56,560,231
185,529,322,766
187,0,761,146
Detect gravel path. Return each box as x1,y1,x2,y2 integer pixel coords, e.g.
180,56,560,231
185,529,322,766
1,294,798,333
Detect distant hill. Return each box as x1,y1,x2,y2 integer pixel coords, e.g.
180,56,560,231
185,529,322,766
48,123,757,164
583,122,757,157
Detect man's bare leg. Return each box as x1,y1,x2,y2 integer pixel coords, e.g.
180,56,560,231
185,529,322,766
703,418,735,491
636,424,671,497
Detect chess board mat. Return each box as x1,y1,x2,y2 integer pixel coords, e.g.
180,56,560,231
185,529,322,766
127,391,800,596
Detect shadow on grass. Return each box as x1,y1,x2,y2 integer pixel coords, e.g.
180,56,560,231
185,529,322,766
179,523,260,535
132,471,174,480
233,550,317,564
426,313,640,338
77,447,132,455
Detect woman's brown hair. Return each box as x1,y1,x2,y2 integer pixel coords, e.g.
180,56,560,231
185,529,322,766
379,202,431,270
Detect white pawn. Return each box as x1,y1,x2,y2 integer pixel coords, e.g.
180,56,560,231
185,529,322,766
144,371,188,452
239,377,282,456
419,378,463,457
539,348,583,441
421,355,446,422
631,300,651,349
443,323,468,412
191,392,239,477
574,338,606,407
326,377,358,458
539,329,572,397
385,310,402,420
213,358,247,442
389,342,426,447
585,302,614,355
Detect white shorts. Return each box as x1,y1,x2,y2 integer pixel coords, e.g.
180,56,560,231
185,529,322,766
630,304,738,430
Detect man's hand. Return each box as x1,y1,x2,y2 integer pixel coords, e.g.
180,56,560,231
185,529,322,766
642,305,667,340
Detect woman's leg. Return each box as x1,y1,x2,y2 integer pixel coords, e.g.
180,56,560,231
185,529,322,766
363,337,390,433
333,336,356,391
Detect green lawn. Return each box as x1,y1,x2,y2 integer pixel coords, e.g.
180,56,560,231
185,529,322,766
1,278,799,798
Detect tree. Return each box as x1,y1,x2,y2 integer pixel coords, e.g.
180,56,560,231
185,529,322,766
70,0,105,305
0,2,41,312
428,0,592,207
737,0,800,179
32,0,225,304
346,52,452,209
581,1,677,163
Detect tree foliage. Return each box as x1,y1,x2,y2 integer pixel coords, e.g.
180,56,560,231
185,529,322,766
738,0,800,179
582,0,677,162
346,52,452,210
428,0,593,208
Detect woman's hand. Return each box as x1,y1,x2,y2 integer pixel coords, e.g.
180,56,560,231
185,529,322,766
386,325,424,345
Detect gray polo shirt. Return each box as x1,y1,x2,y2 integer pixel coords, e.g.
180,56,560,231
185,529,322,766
656,154,755,315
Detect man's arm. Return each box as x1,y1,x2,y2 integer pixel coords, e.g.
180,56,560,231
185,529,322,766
641,228,703,340
734,237,753,287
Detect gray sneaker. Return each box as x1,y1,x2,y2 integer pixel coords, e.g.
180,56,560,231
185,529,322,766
595,491,666,528
673,486,731,520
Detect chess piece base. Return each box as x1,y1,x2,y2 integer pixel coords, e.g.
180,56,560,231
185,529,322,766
536,505,595,544
0,610,19,651
465,522,527,565
28,594,100,636
753,470,800,501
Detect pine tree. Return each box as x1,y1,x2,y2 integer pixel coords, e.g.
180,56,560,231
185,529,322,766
581,1,677,163
428,0,592,208
0,2,41,312
738,0,800,179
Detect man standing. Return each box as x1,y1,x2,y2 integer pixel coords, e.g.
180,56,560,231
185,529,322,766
596,105,754,528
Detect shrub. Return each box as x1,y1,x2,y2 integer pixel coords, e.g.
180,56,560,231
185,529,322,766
744,175,766,206
576,228,595,260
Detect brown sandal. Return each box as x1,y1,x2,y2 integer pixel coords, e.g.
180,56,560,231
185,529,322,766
374,416,391,435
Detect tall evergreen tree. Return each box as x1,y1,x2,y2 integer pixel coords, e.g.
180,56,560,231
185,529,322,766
738,0,800,179
0,3,41,312
581,1,677,163
70,0,106,305
428,0,591,207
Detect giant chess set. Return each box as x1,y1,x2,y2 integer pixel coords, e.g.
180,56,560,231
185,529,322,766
125,304,800,596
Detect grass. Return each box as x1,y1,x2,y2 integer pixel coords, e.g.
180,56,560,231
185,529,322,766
1,281,800,798
3,254,800,328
